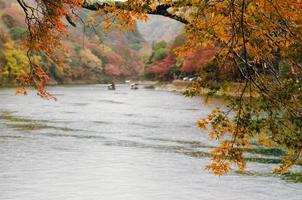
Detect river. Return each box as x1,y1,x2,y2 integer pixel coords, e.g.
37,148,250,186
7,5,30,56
0,85,301,200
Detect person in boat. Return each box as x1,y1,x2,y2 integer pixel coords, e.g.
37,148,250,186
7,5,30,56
107,82,116,90
130,83,139,90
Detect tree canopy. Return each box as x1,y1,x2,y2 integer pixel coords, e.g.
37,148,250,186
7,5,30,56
15,0,302,175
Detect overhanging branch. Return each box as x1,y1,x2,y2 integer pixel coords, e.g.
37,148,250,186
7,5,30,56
82,0,189,24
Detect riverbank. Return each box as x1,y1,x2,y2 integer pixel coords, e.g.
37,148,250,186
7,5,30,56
0,79,133,89
0,79,256,98
148,80,258,98
152,80,191,93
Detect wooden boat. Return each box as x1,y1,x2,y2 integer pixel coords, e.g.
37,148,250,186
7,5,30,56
107,82,116,90
130,83,139,90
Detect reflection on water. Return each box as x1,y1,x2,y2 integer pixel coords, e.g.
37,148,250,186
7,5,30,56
0,85,301,200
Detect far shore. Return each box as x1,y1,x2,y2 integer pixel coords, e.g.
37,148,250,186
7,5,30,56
0,80,252,98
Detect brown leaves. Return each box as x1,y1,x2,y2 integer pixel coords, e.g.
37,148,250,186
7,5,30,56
16,0,84,99
206,141,245,176
23,0,83,56
94,5,148,31
16,65,57,101
197,119,208,130
182,47,219,73
198,108,250,175
148,54,176,80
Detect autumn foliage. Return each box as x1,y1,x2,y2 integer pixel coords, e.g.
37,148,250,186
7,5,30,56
182,48,219,73
148,53,176,80
14,0,302,175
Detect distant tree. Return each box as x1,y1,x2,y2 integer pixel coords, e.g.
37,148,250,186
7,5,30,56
153,48,167,62
91,48,109,65
148,53,176,80
152,40,167,50
9,26,26,40
1,14,17,28
0,41,28,83
79,49,102,70
171,34,186,50
104,52,125,77
182,48,219,73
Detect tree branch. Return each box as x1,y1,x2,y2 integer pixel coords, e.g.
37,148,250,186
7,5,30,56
82,0,189,24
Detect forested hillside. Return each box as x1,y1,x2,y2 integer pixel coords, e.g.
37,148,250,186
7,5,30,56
0,0,146,85
138,15,183,42
144,34,218,81
0,1,231,87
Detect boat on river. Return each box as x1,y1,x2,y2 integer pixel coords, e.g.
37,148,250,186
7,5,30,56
130,83,139,90
107,82,116,90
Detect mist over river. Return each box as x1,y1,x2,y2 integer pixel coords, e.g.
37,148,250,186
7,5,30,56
0,85,301,200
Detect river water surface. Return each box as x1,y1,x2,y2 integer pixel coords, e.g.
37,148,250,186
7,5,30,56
0,85,301,200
